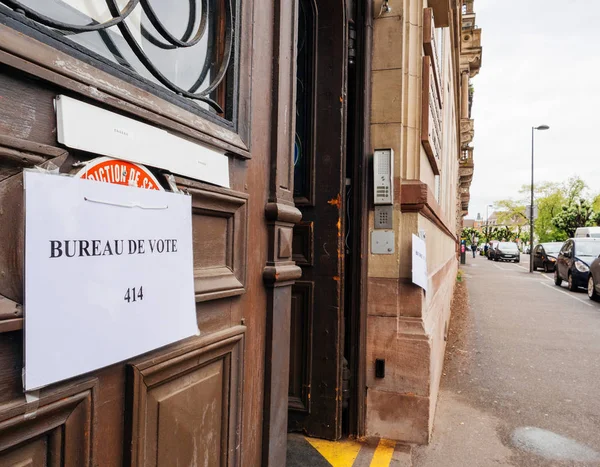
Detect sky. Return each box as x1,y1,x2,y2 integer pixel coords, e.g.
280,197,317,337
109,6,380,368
467,0,600,221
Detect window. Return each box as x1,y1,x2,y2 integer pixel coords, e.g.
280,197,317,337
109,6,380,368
0,0,238,122
293,0,316,202
575,241,600,257
435,27,444,84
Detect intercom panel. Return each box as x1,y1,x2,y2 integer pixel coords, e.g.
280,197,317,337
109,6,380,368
373,149,394,205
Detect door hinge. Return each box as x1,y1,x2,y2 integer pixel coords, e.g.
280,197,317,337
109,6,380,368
348,21,357,65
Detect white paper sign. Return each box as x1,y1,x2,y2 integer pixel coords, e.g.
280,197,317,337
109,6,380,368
412,234,428,291
24,171,198,391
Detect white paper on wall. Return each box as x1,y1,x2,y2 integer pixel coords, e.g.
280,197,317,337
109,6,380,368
23,171,198,391
412,234,428,291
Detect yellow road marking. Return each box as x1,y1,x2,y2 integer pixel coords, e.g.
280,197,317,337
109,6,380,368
369,439,396,467
305,437,362,467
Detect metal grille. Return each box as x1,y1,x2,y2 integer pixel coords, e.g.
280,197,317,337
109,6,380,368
0,0,233,113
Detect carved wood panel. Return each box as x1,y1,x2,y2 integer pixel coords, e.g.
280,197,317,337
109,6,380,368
0,436,48,466
0,379,96,466
292,221,314,266
128,329,244,467
0,134,70,333
186,185,248,302
288,281,313,414
0,136,66,183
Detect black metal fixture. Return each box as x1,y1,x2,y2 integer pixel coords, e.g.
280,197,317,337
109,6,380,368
529,124,550,273
375,358,385,378
0,0,233,113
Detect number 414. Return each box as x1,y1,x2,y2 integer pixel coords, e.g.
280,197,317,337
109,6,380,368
124,286,144,303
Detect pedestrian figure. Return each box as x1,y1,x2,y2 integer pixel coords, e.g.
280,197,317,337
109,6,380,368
471,243,477,258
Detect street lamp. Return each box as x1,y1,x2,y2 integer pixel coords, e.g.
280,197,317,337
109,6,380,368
485,204,493,242
529,124,550,273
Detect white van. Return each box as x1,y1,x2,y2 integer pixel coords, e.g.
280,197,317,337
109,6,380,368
574,227,600,238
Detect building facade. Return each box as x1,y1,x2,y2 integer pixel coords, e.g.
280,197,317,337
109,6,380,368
364,0,482,444
0,0,481,465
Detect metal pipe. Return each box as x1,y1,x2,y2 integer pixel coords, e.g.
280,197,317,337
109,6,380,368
530,126,535,273
529,125,549,273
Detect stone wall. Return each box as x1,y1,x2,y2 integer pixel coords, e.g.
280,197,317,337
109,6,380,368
366,0,461,444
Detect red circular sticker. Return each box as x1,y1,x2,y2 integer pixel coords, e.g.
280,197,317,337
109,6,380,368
76,157,163,190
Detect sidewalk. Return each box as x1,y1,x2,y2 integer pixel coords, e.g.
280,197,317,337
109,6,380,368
287,257,600,466
414,258,600,467
412,273,514,466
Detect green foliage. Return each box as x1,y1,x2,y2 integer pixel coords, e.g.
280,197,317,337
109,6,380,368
493,226,515,241
509,176,594,242
461,227,480,245
534,185,568,242
481,225,495,243
564,176,588,205
481,225,510,242
551,198,595,238
593,194,600,216
494,199,527,226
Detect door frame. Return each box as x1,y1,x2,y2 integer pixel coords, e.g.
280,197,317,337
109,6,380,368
345,0,371,437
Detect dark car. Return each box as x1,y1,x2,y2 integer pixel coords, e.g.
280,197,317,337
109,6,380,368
493,241,520,263
532,242,564,272
554,238,600,291
587,256,600,301
487,241,499,260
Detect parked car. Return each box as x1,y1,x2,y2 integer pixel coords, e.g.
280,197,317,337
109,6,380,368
587,256,600,301
554,238,600,291
487,241,499,260
492,241,521,263
575,227,600,238
532,242,564,272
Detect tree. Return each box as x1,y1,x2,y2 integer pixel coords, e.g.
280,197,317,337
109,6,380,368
564,176,588,205
592,194,600,210
494,199,527,226
481,225,498,243
494,176,594,244
493,199,528,238
494,226,515,241
589,192,600,227
518,178,589,242
552,198,595,238
534,184,568,242
461,227,480,246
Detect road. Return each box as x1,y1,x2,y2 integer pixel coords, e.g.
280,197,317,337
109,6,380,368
414,253,600,466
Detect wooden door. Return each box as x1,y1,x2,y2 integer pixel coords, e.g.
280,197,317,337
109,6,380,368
0,0,290,464
288,0,347,440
